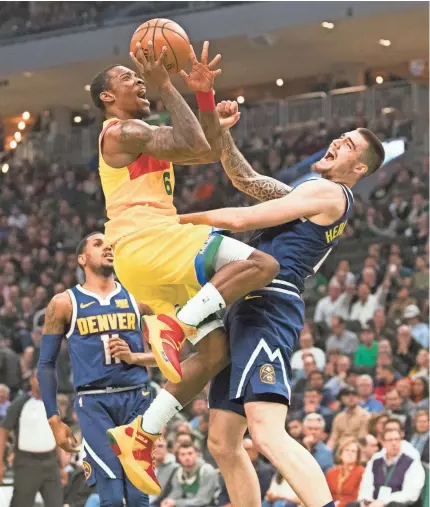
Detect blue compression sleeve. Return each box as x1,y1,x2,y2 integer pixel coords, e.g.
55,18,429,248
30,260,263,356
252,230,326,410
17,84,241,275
37,334,63,419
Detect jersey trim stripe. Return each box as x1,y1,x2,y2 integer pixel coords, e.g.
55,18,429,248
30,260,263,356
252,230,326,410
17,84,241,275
65,289,77,339
128,293,141,329
270,279,300,292
82,438,117,479
235,338,291,400
261,287,301,299
76,282,122,306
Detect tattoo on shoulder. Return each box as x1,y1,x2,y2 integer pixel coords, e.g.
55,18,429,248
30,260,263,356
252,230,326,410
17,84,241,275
43,294,70,335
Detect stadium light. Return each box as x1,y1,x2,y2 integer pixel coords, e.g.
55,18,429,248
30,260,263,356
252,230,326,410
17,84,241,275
14,132,21,142
276,79,284,87
22,111,30,120
18,121,26,130
321,22,334,29
376,76,384,84
237,96,245,104
1,164,9,174
379,39,391,47
84,85,91,91
10,140,17,149
74,116,82,124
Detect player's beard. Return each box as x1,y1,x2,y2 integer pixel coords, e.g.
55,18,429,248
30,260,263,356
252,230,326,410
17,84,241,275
94,264,115,278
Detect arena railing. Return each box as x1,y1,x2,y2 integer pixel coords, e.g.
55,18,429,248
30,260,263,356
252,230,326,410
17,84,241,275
20,80,427,166
235,81,428,145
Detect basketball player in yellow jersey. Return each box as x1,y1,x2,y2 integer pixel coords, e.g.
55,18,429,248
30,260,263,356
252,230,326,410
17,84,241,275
91,41,279,493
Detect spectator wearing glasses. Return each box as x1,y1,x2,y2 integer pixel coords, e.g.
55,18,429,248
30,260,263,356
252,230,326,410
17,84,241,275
354,428,425,507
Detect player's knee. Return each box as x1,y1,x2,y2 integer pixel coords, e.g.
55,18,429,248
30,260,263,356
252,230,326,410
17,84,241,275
248,417,279,456
208,430,236,460
249,251,280,285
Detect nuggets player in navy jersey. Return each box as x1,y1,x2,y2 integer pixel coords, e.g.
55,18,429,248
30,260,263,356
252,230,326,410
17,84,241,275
37,232,156,507
178,101,386,507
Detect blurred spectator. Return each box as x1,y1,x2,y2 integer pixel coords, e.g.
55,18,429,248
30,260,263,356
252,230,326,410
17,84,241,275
393,325,422,377
369,309,396,342
326,317,359,355
410,376,429,411
150,437,179,506
302,413,334,473
412,256,429,290
357,375,384,413
292,354,318,394
160,441,219,507
374,366,398,404
327,386,370,450
388,288,417,322
408,348,429,379
326,438,365,507
409,410,429,461
325,355,352,398
359,434,380,465
355,428,425,507
263,471,300,507
0,384,10,421
384,389,412,439
189,394,209,430
0,371,63,507
403,304,429,348
286,419,303,442
354,328,378,368
291,332,326,372
218,437,273,507
291,387,334,432
350,282,389,328
314,284,352,327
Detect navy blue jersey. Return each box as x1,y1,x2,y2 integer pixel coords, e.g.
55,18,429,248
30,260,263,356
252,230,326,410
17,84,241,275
65,283,149,390
251,180,354,292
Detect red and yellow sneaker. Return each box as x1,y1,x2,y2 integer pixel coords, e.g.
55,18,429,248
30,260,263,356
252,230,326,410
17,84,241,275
142,311,197,383
106,415,161,495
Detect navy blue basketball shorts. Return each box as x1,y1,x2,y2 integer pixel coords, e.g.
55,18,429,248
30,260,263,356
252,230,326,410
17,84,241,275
209,289,305,417
75,386,152,507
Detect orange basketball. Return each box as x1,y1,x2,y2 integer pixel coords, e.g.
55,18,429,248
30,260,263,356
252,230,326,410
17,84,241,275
130,18,190,74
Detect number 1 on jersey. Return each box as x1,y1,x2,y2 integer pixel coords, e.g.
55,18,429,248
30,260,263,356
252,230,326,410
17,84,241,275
100,333,121,365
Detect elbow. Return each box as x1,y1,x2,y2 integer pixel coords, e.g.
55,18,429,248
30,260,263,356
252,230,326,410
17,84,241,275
187,136,211,158
230,216,248,233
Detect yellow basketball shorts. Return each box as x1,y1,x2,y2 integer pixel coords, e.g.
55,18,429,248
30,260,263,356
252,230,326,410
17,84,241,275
113,221,224,314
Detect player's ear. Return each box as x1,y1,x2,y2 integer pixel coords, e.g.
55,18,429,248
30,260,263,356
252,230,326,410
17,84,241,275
100,91,115,106
354,162,368,178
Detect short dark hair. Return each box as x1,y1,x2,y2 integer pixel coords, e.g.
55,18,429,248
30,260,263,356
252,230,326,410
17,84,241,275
305,386,323,396
177,441,198,453
383,427,402,440
76,232,103,256
384,418,404,431
357,128,385,176
90,64,120,110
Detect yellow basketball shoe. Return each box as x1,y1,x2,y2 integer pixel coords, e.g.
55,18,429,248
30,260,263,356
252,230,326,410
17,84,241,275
106,415,161,495
142,311,197,383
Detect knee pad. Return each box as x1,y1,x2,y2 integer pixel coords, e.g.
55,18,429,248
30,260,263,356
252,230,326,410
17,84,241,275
213,236,255,272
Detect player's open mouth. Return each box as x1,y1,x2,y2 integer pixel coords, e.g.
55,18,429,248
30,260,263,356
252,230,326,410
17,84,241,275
103,253,114,261
317,148,336,169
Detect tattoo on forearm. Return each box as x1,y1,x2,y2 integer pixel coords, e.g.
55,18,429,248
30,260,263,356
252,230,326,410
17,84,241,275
220,131,292,202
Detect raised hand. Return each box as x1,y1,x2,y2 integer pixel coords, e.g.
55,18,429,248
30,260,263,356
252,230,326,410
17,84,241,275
217,100,241,129
130,40,171,90
180,41,221,93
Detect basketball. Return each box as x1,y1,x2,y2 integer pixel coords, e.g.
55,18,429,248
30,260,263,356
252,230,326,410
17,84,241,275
130,18,190,74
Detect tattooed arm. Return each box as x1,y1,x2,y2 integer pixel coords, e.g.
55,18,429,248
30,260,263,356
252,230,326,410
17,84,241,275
38,293,79,453
107,84,210,163
220,129,292,202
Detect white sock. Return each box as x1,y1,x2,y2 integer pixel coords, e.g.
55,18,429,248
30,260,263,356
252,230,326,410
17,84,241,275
177,283,226,326
141,389,183,435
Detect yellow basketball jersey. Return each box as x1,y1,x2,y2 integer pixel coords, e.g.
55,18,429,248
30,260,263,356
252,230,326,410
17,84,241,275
98,118,178,246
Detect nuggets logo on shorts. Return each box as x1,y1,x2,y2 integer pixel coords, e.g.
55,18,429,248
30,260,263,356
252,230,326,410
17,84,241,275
260,364,276,384
83,460,92,481
115,299,129,309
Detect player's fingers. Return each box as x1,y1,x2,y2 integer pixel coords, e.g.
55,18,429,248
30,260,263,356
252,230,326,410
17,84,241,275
212,69,222,78
157,46,168,67
130,52,144,71
147,40,155,64
208,53,221,69
135,42,147,65
200,40,209,65
189,45,198,64
179,70,189,83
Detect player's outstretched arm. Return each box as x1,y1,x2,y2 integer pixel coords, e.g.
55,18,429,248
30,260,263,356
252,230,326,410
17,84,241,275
217,102,292,201
180,179,345,232
37,292,79,453
121,41,210,162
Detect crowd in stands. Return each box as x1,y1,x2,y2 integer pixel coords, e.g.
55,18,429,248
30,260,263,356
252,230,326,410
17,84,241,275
0,105,428,507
